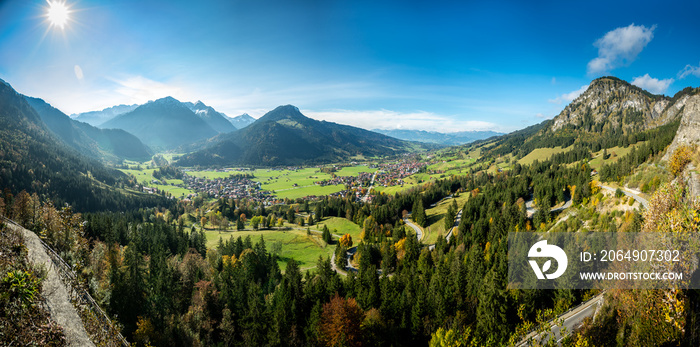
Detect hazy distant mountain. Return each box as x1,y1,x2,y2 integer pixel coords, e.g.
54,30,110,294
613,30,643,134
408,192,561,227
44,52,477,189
228,113,256,129
184,101,237,133
102,97,219,151
177,105,435,166
71,104,138,126
24,96,152,162
373,129,503,146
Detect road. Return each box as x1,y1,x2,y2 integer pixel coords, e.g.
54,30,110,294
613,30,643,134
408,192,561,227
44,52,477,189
516,292,605,346
526,197,573,218
600,185,649,209
361,171,378,202
333,198,462,272
403,216,423,241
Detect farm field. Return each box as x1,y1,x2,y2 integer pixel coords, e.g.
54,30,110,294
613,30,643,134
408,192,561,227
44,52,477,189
186,164,376,200
119,168,196,197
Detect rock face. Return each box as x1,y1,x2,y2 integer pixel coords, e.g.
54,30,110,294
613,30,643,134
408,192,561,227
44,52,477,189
551,77,671,133
663,94,700,160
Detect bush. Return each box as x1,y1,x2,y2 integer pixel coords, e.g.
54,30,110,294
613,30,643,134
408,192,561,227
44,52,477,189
669,145,693,177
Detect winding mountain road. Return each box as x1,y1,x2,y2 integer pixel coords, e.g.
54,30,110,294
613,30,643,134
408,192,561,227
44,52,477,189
516,292,605,346
600,185,649,209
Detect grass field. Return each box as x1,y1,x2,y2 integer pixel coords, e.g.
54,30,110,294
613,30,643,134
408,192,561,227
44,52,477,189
185,170,245,179
203,227,334,271
120,168,196,197
189,165,375,200
335,165,375,176
518,146,573,166
422,194,469,244
315,217,362,239
373,184,418,195
589,142,646,170
428,158,476,171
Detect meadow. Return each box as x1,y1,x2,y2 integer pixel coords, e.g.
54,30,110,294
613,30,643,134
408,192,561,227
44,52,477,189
517,145,573,165
203,225,334,272
588,142,646,170
119,168,196,197
422,194,469,244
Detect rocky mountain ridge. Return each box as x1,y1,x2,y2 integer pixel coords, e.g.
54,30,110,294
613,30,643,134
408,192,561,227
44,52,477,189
663,89,700,160
551,77,672,133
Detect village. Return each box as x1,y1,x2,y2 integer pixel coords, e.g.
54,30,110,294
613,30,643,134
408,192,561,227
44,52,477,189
182,173,276,203
315,157,429,190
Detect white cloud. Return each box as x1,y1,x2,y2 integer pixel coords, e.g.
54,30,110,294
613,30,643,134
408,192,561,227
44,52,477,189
678,63,700,79
631,74,674,94
305,109,501,133
110,75,186,104
73,65,83,80
548,85,589,104
535,113,548,119
587,24,656,75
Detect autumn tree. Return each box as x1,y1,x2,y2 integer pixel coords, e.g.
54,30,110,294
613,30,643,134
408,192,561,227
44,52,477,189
339,234,353,248
669,145,693,177
319,294,364,347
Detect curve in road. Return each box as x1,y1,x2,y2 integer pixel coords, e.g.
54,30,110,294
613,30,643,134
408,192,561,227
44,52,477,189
600,185,649,209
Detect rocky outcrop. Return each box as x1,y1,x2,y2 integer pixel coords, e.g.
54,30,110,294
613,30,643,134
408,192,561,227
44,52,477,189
663,94,700,160
551,77,671,132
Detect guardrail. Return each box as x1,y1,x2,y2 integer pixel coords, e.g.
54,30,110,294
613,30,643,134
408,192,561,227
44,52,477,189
515,291,605,346
2,217,130,347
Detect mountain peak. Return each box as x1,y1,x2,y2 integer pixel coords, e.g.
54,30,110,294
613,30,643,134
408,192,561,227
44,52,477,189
151,96,182,106
258,105,305,122
193,100,207,109
551,77,672,132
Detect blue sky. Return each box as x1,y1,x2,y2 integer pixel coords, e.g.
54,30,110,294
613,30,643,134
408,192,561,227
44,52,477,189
1,0,699,132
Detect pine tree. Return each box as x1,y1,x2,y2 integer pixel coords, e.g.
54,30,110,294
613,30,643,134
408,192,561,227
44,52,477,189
412,198,426,227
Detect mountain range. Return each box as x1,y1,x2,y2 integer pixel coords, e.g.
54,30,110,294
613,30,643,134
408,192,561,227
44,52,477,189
70,104,139,126
72,101,257,130
0,78,166,212
372,129,503,146
184,101,238,133
101,97,222,151
228,113,256,129
25,97,152,162
176,105,437,166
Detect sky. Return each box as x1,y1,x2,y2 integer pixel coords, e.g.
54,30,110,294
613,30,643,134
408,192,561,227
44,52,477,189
1,0,699,133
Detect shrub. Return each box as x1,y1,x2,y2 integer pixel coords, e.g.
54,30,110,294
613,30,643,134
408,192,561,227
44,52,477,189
669,145,693,177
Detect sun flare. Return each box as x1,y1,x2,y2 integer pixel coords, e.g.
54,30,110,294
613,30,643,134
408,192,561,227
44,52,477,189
46,0,70,29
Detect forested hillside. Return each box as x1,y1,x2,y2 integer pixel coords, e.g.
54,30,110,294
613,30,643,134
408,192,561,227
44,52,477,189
25,96,152,162
177,105,436,167
0,79,168,212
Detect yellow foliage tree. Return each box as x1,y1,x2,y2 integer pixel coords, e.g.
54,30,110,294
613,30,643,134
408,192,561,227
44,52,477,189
669,145,693,177
339,234,353,247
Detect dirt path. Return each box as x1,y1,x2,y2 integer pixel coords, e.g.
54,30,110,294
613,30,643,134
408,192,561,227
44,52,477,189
8,223,95,347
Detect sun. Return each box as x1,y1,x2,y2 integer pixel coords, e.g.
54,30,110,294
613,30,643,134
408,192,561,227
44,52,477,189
46,0,71,29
